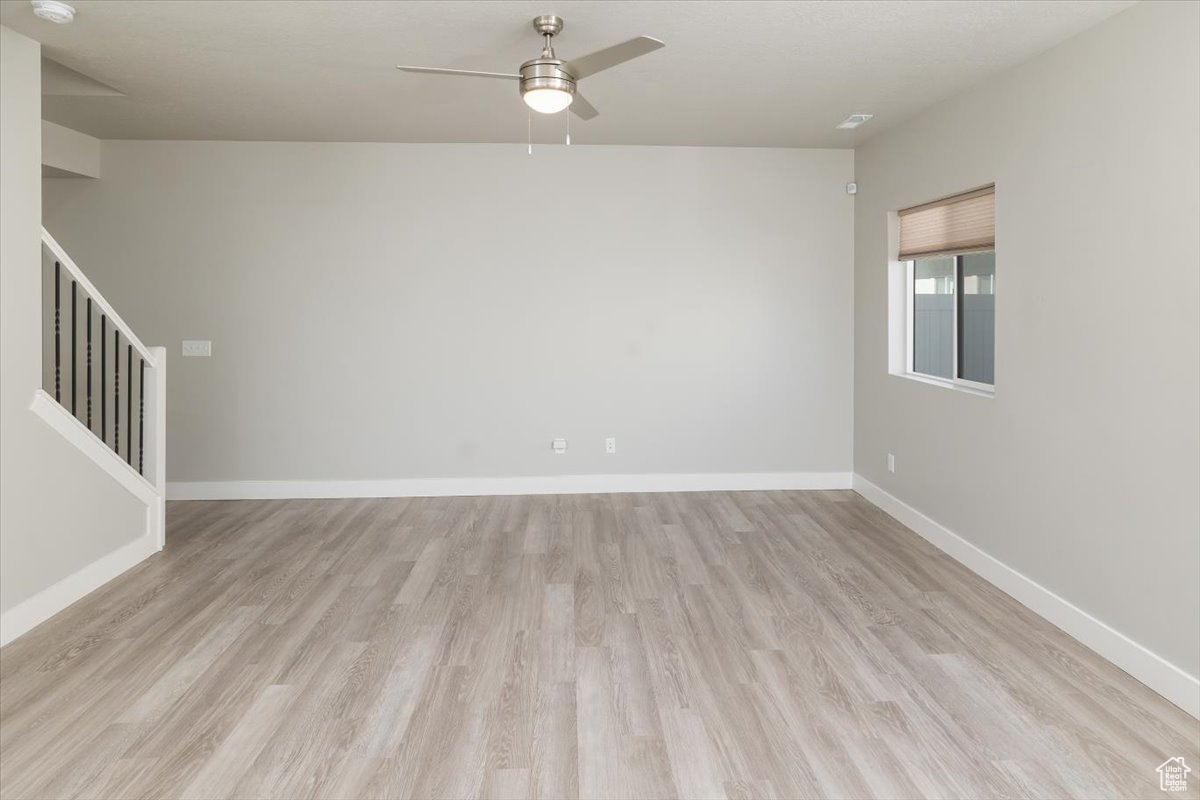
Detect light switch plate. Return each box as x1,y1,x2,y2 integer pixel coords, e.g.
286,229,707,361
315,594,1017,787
551,438,567,454
182,340,211,357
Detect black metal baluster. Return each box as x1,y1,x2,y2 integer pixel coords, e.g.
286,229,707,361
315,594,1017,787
114,329,120,453
101,315,107,443
126,344,133,465
87,299,93,430
71,280,77,416
139,359,145,475
54,262,61,402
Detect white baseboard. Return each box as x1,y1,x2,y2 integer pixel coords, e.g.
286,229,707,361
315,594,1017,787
0,531,160,647
167,471,853,501
852,474,1200,719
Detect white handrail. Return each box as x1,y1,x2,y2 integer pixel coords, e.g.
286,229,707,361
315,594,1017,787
41,227,157,367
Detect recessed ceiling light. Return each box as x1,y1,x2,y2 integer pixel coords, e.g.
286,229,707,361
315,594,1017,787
837,114,874,130
31,0,75,24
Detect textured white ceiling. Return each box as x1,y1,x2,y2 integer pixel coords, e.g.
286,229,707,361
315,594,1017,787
0,0,1133,146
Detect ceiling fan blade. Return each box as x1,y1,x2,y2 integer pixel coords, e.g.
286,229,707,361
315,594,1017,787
396,66,519,80
564,36,664,79
570,93,599,120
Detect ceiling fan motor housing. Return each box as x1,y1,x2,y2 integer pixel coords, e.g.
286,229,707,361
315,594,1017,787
519,59,577,101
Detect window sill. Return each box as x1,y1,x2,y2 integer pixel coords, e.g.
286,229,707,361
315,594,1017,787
893,371,995,398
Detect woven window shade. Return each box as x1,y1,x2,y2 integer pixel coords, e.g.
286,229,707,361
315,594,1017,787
899,185,995,259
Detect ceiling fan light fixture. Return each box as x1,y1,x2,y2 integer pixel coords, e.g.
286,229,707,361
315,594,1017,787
523,87,574,114
518,54,577,114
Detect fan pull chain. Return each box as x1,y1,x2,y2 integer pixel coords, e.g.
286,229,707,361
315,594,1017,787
527,109,532,156
566,109,571,146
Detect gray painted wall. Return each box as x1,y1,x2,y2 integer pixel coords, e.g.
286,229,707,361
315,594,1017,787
44,144,855,483
1,26,147,615
853,0,1200,677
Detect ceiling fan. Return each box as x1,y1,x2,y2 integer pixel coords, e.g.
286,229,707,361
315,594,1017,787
397,15,664,119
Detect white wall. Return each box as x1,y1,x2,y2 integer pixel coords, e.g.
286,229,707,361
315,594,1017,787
1,26,148,618
42,120,100,178
853,0,1199,682
44,143,855,485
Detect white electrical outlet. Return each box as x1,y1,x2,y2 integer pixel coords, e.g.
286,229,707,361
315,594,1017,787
605,437,616,454
182,340,211,357
887,453,895,473
552,438,567,454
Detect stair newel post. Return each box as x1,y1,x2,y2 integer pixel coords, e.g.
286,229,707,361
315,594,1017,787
143,347,167,549
139,358,145,475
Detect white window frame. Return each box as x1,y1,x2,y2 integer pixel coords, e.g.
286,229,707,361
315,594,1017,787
903,254,995,396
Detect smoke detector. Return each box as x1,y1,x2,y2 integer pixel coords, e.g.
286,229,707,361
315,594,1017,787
31,0,75,24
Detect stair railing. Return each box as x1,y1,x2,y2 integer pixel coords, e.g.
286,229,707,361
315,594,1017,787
39,228,166,546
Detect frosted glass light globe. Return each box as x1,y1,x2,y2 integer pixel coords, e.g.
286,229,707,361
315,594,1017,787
523,88,573,114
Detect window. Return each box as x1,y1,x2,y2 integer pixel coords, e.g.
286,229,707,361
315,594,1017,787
912,256,955,379
909,252,994,386
899,185,995,391
958,251,995,384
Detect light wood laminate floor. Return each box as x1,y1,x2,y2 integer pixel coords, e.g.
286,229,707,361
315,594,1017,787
1,491,1196,799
